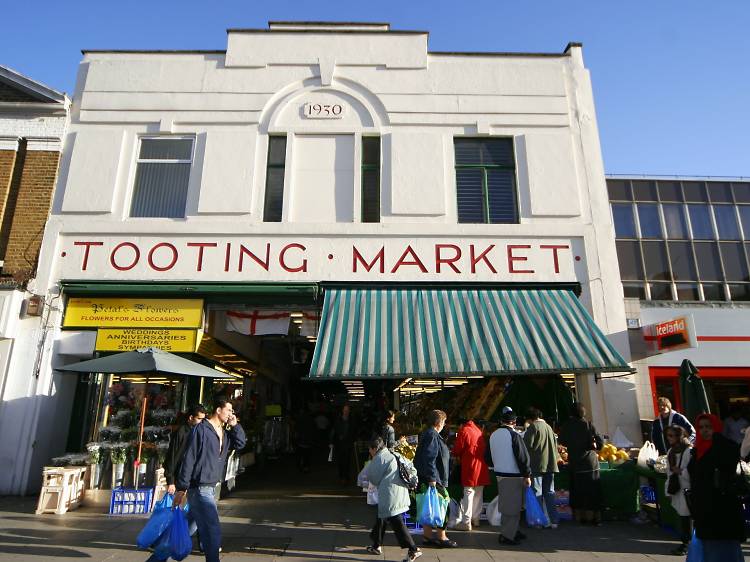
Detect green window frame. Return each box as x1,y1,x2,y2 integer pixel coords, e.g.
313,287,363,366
361,136,380,223
454,138,518,224
263,135,287,222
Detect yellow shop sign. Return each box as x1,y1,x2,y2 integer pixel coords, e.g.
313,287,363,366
63,298,204,328
96,328,198,352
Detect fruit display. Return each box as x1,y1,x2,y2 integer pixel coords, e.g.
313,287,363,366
598,443,630,465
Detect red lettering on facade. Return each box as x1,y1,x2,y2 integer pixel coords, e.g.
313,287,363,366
279,243,308,273
469,244,497,274
224,243,231,272
352,246,385,273
391,245,428,274
540,244,569,274
147,243,178,272
74,241,104,271
110,242,140,271
435,244,462,273
239,244,271,272
187,242,218,272
507,245,534,274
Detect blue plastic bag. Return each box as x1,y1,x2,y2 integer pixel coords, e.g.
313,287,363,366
136,494,174,549
169,507,193,561
416,486,448,527
524,487,550,528
685,530,703,562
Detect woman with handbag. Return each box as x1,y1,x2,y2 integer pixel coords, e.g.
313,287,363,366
663,425,691,555
687,413,746,562
558,403,603,525
365,436,423,562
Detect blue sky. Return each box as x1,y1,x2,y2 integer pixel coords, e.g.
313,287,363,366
2,1,748,177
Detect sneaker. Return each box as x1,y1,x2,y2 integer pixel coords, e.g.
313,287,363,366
498,535,520,546
515,531,527,541
545,523,559,529
366,545,382,555
403,548,423,561
454,522,472,531
471,519,481,528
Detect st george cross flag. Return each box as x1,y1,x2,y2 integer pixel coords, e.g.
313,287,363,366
226,310,291,336
299,312,321,337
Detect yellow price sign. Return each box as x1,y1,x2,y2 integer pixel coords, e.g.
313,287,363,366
95,328,198,352
64,298,203,328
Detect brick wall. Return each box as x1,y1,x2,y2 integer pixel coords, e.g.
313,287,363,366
0,150,16,224
0,149,60,281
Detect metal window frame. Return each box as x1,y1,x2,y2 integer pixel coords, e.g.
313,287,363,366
130,135,195,219
454,138,517,225
611,178,750,303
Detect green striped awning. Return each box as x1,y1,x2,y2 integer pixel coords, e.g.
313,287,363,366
308,288,630,379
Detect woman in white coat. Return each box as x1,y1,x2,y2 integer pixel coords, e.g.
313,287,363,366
664,425,692,556
365,436,423,562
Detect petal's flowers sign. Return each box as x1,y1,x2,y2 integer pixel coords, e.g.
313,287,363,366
63,298,204,328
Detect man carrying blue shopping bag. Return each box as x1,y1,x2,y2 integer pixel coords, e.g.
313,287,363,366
487,407,532,546
174,396,246,562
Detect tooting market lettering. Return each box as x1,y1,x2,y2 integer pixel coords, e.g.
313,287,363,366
62,238,577,282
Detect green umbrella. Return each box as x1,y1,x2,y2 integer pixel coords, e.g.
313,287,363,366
678,359,710,424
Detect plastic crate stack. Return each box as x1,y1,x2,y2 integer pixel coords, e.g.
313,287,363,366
109,487,154,515
402,512,422,534
554,490,572,520
640,485,657,505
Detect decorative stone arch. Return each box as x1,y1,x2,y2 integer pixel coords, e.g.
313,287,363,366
259,76,389,135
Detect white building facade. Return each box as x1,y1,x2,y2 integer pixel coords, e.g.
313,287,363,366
13,22,641,493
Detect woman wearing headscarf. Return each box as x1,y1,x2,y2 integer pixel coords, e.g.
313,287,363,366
558,403,603,525
663,425,692,555
687,413,746,562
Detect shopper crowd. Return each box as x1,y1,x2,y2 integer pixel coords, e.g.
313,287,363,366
359,399,748,562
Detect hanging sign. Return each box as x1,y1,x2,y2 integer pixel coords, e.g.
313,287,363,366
95,328,198,352
63,298,204,328
642,315,698,355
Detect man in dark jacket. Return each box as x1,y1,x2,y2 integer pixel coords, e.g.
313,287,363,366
651,397,694,454
175,396,246,562
488,407,532,546
164,404,206,494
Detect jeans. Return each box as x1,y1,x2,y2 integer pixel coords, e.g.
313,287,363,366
188,486,221,562
532,473,559,525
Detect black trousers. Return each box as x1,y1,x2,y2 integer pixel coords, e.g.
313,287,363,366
370,514,417,551
679,515,692,545
336,444,353,480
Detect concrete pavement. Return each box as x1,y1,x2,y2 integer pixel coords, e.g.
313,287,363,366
1,461,747,562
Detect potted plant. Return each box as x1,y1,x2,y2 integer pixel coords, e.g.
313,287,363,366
86,442,103,489
110,443,128,488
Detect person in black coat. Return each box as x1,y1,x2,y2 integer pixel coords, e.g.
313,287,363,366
330,403,357,483
687,413,746,562
164,404,206,494
558,403,604,525
413,409,457,548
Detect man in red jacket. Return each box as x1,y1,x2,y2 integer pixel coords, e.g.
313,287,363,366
452,418,490,531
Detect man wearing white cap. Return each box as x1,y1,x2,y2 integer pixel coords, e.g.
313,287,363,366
487,407,532,546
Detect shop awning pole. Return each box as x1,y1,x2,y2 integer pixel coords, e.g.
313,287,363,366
134,396,148,489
